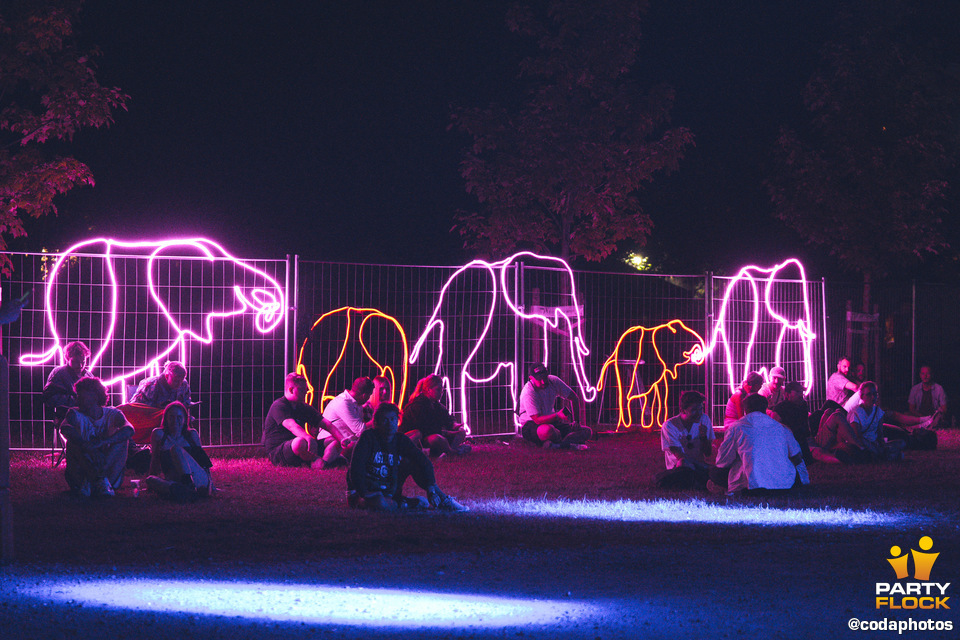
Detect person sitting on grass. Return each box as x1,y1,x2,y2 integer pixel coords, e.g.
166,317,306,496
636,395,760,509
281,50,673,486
711,393,806,496
365,375,393,417
759,366,787,408
402,374,470,457
145,401,213,502
42,340,92,418
723,371,764,427
120,360,195,471
811,401,871,464
848,381,936,458
907,365,947,427
60,377,134,498
655,391,715,490
769,381,813,464
517,363,592,450
347,403,468,512
261,372,328,469
320,376,375,467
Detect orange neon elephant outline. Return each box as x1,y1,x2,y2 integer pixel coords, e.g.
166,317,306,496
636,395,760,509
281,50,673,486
597,320,706,430
295,306,409,412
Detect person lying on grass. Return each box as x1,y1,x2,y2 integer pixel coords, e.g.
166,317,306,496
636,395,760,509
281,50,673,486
655,390,715,490
347,403,468,512
145,401,213,502
402,374,470,457
60,376,134,498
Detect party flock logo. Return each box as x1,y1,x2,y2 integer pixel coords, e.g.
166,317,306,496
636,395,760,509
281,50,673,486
876,536,950,610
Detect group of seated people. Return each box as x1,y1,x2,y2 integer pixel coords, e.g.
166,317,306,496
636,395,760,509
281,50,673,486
258,362,591,511
659,359,946,494
42,341,212,501
260,371,468,511
45,339,945,504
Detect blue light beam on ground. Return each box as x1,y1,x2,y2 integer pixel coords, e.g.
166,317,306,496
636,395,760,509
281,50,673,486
22,579,596,628
473,497,914,527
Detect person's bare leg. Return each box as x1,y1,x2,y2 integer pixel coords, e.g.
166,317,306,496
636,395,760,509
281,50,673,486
537,424,560,447
426,433,454,456
292,436,318,462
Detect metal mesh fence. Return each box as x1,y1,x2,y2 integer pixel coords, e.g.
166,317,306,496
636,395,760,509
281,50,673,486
707,271,828,425
2,250,288,450
10,247,951,448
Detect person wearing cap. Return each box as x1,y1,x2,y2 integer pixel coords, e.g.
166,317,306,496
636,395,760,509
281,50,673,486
517,363,592,449
769,381,813,464
723,371,764,427
759,367,787,408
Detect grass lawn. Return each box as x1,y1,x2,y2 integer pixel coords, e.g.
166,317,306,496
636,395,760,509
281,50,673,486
2,429,958,638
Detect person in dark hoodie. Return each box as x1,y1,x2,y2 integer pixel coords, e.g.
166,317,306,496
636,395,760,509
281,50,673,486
347,403,467,512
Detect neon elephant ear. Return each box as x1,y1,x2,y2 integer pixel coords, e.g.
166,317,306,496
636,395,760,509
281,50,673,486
148,242,245,344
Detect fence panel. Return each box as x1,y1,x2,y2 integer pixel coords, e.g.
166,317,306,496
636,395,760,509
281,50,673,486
1,250,288,450
294,261,521,436
708,271,827,426
5,250,922,449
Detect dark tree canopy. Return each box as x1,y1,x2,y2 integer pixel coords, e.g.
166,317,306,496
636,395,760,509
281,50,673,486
452,0,694,263
766,1,959,281
0,0,127,275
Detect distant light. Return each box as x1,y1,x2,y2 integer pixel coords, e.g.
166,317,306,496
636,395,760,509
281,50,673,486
624,253,651,272
473,497,911,528
23,579,597,628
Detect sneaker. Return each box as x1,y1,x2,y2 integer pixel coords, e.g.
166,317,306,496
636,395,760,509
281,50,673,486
428,487,469,512
571,443,588,451
93,477,115,498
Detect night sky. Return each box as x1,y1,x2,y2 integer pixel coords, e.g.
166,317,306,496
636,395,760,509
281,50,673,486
14,1,959,276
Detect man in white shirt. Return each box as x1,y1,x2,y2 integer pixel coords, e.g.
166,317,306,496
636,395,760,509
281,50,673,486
320,377,374,467
656,391,714,489
517,363,592,449
713,393,805,495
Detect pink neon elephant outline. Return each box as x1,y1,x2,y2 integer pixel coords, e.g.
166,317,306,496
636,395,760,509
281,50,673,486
705,258,816,394
20,237,286,387
409,251,596,434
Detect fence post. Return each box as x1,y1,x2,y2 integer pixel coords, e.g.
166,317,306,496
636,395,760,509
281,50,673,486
1,353,14,564
911,280,916,386
821,278,830,403
515,261,524,413
705,272,713,418
285,254,299,376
